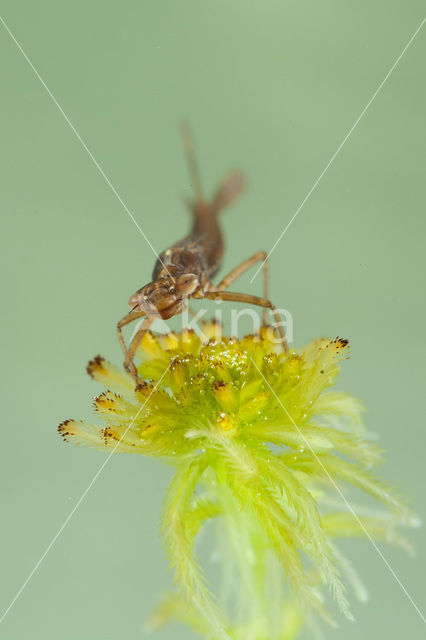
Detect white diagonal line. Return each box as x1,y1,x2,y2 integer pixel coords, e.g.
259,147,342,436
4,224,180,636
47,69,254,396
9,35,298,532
250,17,426,283
0,15,170,275
251,357,426,624
0,361,173,625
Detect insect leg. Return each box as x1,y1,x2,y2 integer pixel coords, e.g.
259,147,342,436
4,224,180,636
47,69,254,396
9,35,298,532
216,251,269,323
204,289,289,355
117,310,146,379
124,316,154,381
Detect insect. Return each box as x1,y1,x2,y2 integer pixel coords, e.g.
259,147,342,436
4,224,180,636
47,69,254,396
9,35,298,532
117,123,289,382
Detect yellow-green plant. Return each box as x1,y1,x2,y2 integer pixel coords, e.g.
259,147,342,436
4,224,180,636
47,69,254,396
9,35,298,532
59,322,415,640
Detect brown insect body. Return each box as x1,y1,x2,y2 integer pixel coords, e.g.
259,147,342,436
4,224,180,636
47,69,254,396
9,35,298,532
155,199,225,281
118,126,288,382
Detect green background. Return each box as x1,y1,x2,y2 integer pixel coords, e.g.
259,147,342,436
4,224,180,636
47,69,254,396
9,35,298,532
1,1,425,638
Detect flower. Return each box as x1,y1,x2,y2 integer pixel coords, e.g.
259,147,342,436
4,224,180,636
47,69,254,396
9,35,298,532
59,321,416,639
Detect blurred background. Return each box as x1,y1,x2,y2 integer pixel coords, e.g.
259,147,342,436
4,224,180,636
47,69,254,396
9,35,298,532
1,1,425,638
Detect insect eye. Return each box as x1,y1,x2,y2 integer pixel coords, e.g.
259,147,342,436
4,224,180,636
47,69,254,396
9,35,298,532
175,273,198,294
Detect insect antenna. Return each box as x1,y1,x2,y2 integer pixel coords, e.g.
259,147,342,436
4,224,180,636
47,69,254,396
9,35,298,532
181,120,205,204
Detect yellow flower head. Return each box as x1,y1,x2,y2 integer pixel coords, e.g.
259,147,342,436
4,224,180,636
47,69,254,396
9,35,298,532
59,322,415,639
